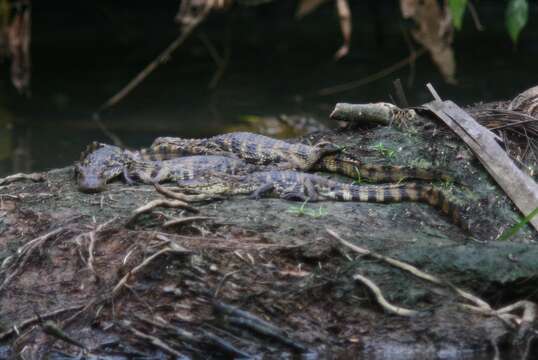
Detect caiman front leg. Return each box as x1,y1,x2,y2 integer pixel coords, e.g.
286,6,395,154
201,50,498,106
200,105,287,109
304,142,342,170
122,167,136,186
250,183,275,199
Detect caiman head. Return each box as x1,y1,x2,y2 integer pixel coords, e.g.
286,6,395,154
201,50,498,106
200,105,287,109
75,142,127,193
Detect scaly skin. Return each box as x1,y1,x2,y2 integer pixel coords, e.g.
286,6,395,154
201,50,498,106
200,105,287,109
175,171,468,230
75,142,128,193
316,153,453,182
151,132,453,182
127,155,257,184
76,142,258,192
150,132,340,170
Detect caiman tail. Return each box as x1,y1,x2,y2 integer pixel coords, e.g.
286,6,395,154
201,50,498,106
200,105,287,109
317,154,454,183
329,182,468,231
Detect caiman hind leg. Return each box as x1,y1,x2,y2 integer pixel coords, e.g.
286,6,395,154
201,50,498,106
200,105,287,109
250,183,275,200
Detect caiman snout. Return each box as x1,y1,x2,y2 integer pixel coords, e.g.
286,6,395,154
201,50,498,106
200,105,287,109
77,174,107,193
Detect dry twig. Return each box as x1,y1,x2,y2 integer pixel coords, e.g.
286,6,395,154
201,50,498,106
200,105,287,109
0,172,45,186
96,1,211,113
119,320,185,357
163,216,213,228
0,305,84,341
126,199,198,227
154,183,217,202
112,246,190,296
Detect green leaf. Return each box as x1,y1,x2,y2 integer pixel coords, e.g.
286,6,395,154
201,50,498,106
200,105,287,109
498,206,538,241
506,0,529,43
448,0,468,30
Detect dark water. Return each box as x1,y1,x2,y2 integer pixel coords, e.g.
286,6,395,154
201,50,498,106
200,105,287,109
0,1,537,177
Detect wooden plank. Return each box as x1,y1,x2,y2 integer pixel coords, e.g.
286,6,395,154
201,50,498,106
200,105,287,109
425,100,538,232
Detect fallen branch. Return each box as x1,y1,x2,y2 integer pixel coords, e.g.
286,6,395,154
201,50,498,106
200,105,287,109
0,172,45,186
330,102,417,126
214,301,307,352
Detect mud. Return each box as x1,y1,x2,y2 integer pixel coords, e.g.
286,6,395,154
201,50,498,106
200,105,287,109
0,117,537,359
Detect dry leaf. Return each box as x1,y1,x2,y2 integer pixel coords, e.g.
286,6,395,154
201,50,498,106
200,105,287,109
296,0,330,18
7,0,31,95
400,0,456,83
334,0,351,60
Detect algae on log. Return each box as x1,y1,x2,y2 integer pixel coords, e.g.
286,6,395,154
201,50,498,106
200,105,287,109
0,124,537,357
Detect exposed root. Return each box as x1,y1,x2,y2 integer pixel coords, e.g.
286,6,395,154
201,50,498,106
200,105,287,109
126,199,198,227
111,245,191,296
79,218,118,277
353,273,419,317
163,216,213,228
327,228,490,311
154,183,222,202
0,227,65,291
119,320,186,358
0,172,46,186
213,301,308,352
136,315,252,358
41,320,87,350
0,305,84,341
327,228,537,334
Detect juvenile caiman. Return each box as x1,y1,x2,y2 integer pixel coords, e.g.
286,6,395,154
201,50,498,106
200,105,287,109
125,155,257,184
174,170,468,230
150,132,453,182
75,142,128,193
75,142,257,192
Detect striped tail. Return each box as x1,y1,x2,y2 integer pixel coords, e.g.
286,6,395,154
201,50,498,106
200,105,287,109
317,154,454,183
339,183,469,231
138,144,191,161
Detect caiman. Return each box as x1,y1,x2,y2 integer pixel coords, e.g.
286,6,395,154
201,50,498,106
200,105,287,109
75,142,257,192
174,171,468,230
125,155,257,184
75,142,130,193
150,132,453,183
150,132,340,171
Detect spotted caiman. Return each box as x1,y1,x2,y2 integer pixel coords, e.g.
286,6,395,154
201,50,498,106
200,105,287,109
75,142,257,192
125,155,257,184
174,170,468,230
150,132,453,182
75,142,129,193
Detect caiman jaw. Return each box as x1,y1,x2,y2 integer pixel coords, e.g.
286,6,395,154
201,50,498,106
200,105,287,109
77,175,107,193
